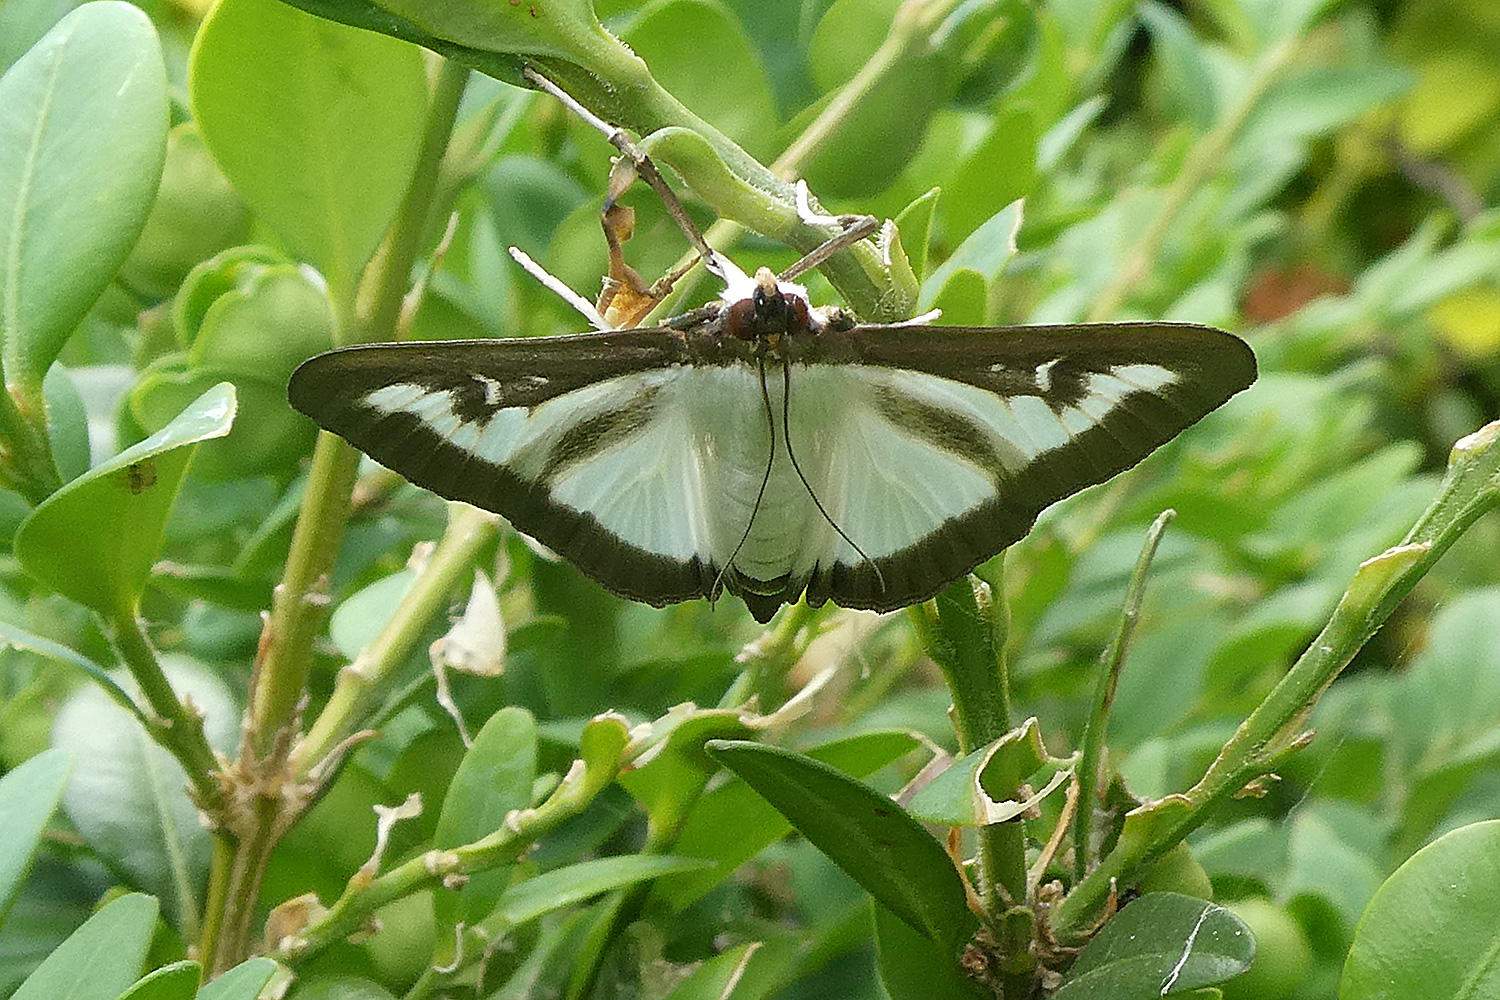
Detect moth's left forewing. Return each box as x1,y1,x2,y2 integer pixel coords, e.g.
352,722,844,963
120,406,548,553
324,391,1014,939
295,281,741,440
797,322,1255,611
288,332,725,607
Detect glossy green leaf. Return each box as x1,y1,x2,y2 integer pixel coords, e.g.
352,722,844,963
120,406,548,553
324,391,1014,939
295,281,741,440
622,0,778,159
11,893,157,1000
186,262,334,384
475,855,710,938
705,739,975,955
195,958,280,1000
433,707,537,935
14,383,236,619
873,900,986,999
0,1,167,388
51,657,239,932
0,748,72,925
189,0,427,297
925,267,987,327
651,730,922,912
1341,819,1500,1000
1053,893,1254,999
116,962,201,1000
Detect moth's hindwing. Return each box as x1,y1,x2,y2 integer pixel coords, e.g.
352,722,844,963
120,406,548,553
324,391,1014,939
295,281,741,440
288,322,1255,621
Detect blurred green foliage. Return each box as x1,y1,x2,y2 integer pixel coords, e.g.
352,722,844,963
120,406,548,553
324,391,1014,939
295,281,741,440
1,0,1499,997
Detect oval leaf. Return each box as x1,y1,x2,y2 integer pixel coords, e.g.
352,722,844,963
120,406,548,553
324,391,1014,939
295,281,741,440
0,748,72,925
1341,819,1500,1000
117,962,201,1000
196,957,280,1000
0,1,167,387
11,893,157,1000
433,706,537,933
1054,893,1254,999
14,383,236,619
190,0,427,297
476,855,711,938
705,739,975,955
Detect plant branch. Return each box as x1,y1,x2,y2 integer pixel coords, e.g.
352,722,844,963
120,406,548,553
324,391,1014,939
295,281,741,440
283,731,627,962
1085,38,1297,322
110,613,225,813
0,384,61,503
1052,420,1500,939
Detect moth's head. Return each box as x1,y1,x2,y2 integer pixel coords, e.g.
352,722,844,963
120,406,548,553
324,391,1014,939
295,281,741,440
723,266,813,341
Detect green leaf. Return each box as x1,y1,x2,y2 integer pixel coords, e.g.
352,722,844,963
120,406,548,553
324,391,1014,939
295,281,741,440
118,124,251,300
189,0,428,298
11,893,158,1000
1238,66,1415,151
942,107,1037,245
924,200,1022,300
130,369,309,482
1139,1,1217,130
433,707,537,934
195,958,279,1000
906,719,1049,827
0,1,167,388
186,263,335,384
44,364,90,482
650,730,922,912
1053,893,1254,999
659,942,759,1000
705,739,976,955
116,962,201,1000
621,0,778,160
14,383,236,619
51,658,239,932
618,709,752,836
281,976,394,1000
925,267,988,327
0,748,72,925
873,900,986,999
329,570,417,660
1341,819,1500,1000
474,855,711,938
893,188,939,282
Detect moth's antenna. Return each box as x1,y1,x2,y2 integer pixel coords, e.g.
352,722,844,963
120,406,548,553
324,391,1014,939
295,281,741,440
778,355,886,594
713,353,779,600
522,66,730,281
778,181,881,283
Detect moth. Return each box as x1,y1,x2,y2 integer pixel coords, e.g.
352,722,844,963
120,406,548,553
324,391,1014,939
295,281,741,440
289,266,1255,623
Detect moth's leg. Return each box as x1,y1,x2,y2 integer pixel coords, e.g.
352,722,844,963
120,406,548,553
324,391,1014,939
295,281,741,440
522,66,726,278
777,182,879,283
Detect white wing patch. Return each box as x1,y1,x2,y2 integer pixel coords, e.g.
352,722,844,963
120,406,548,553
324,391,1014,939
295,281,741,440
357,360,1181,581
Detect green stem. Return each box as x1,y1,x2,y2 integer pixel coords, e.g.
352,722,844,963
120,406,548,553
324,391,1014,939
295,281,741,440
295,503,499,778
1052,421,1500,939
1073,511,1174,884
110,613,224,813
914,570,1032,994
1085,38,1296,322
0,383,61,503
